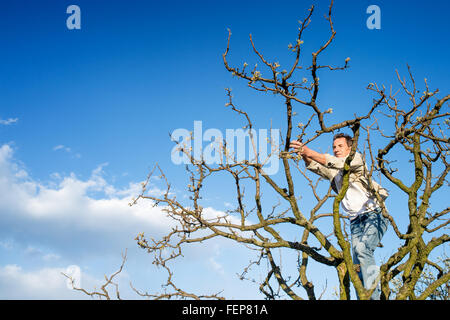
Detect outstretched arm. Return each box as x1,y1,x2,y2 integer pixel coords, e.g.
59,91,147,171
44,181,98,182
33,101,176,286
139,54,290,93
289,140,337,181
289,140,326,166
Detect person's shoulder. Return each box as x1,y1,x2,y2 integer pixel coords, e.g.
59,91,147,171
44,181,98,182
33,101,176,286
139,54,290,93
352,151,365,161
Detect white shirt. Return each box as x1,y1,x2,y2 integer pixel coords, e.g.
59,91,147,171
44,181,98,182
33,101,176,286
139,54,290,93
306,152,387,220
332,170,378,220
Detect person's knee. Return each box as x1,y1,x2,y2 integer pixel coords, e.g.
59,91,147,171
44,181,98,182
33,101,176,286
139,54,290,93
354,242,371,259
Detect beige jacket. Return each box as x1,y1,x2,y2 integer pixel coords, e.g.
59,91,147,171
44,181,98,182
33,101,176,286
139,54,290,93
306,152,389,202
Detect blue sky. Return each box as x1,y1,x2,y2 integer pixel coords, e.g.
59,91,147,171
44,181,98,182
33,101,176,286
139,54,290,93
0,0,449,299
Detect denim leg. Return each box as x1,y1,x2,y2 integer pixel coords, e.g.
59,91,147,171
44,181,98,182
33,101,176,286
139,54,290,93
350,218,363,272
350,217,364,299
351,210,389,300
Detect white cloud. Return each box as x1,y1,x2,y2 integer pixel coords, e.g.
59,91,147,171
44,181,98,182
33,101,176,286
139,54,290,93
53,145,70,152
52,144,81,158
0,264,76,299
0,143,255,299
0,261,156,300
0,143,176,258
0,264,108,299
208,257,225,275
24,246,61,261
0,239,14,250
0,118,18,125
208,244,225,276
0,144,243,249
224,202,234,208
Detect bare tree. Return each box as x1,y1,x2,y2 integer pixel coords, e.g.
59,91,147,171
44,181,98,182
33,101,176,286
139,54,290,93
391,251,449,300
74,1,449,300
62,250,128,300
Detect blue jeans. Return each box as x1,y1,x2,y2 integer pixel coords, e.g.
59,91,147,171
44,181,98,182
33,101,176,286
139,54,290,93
350,208,389,300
